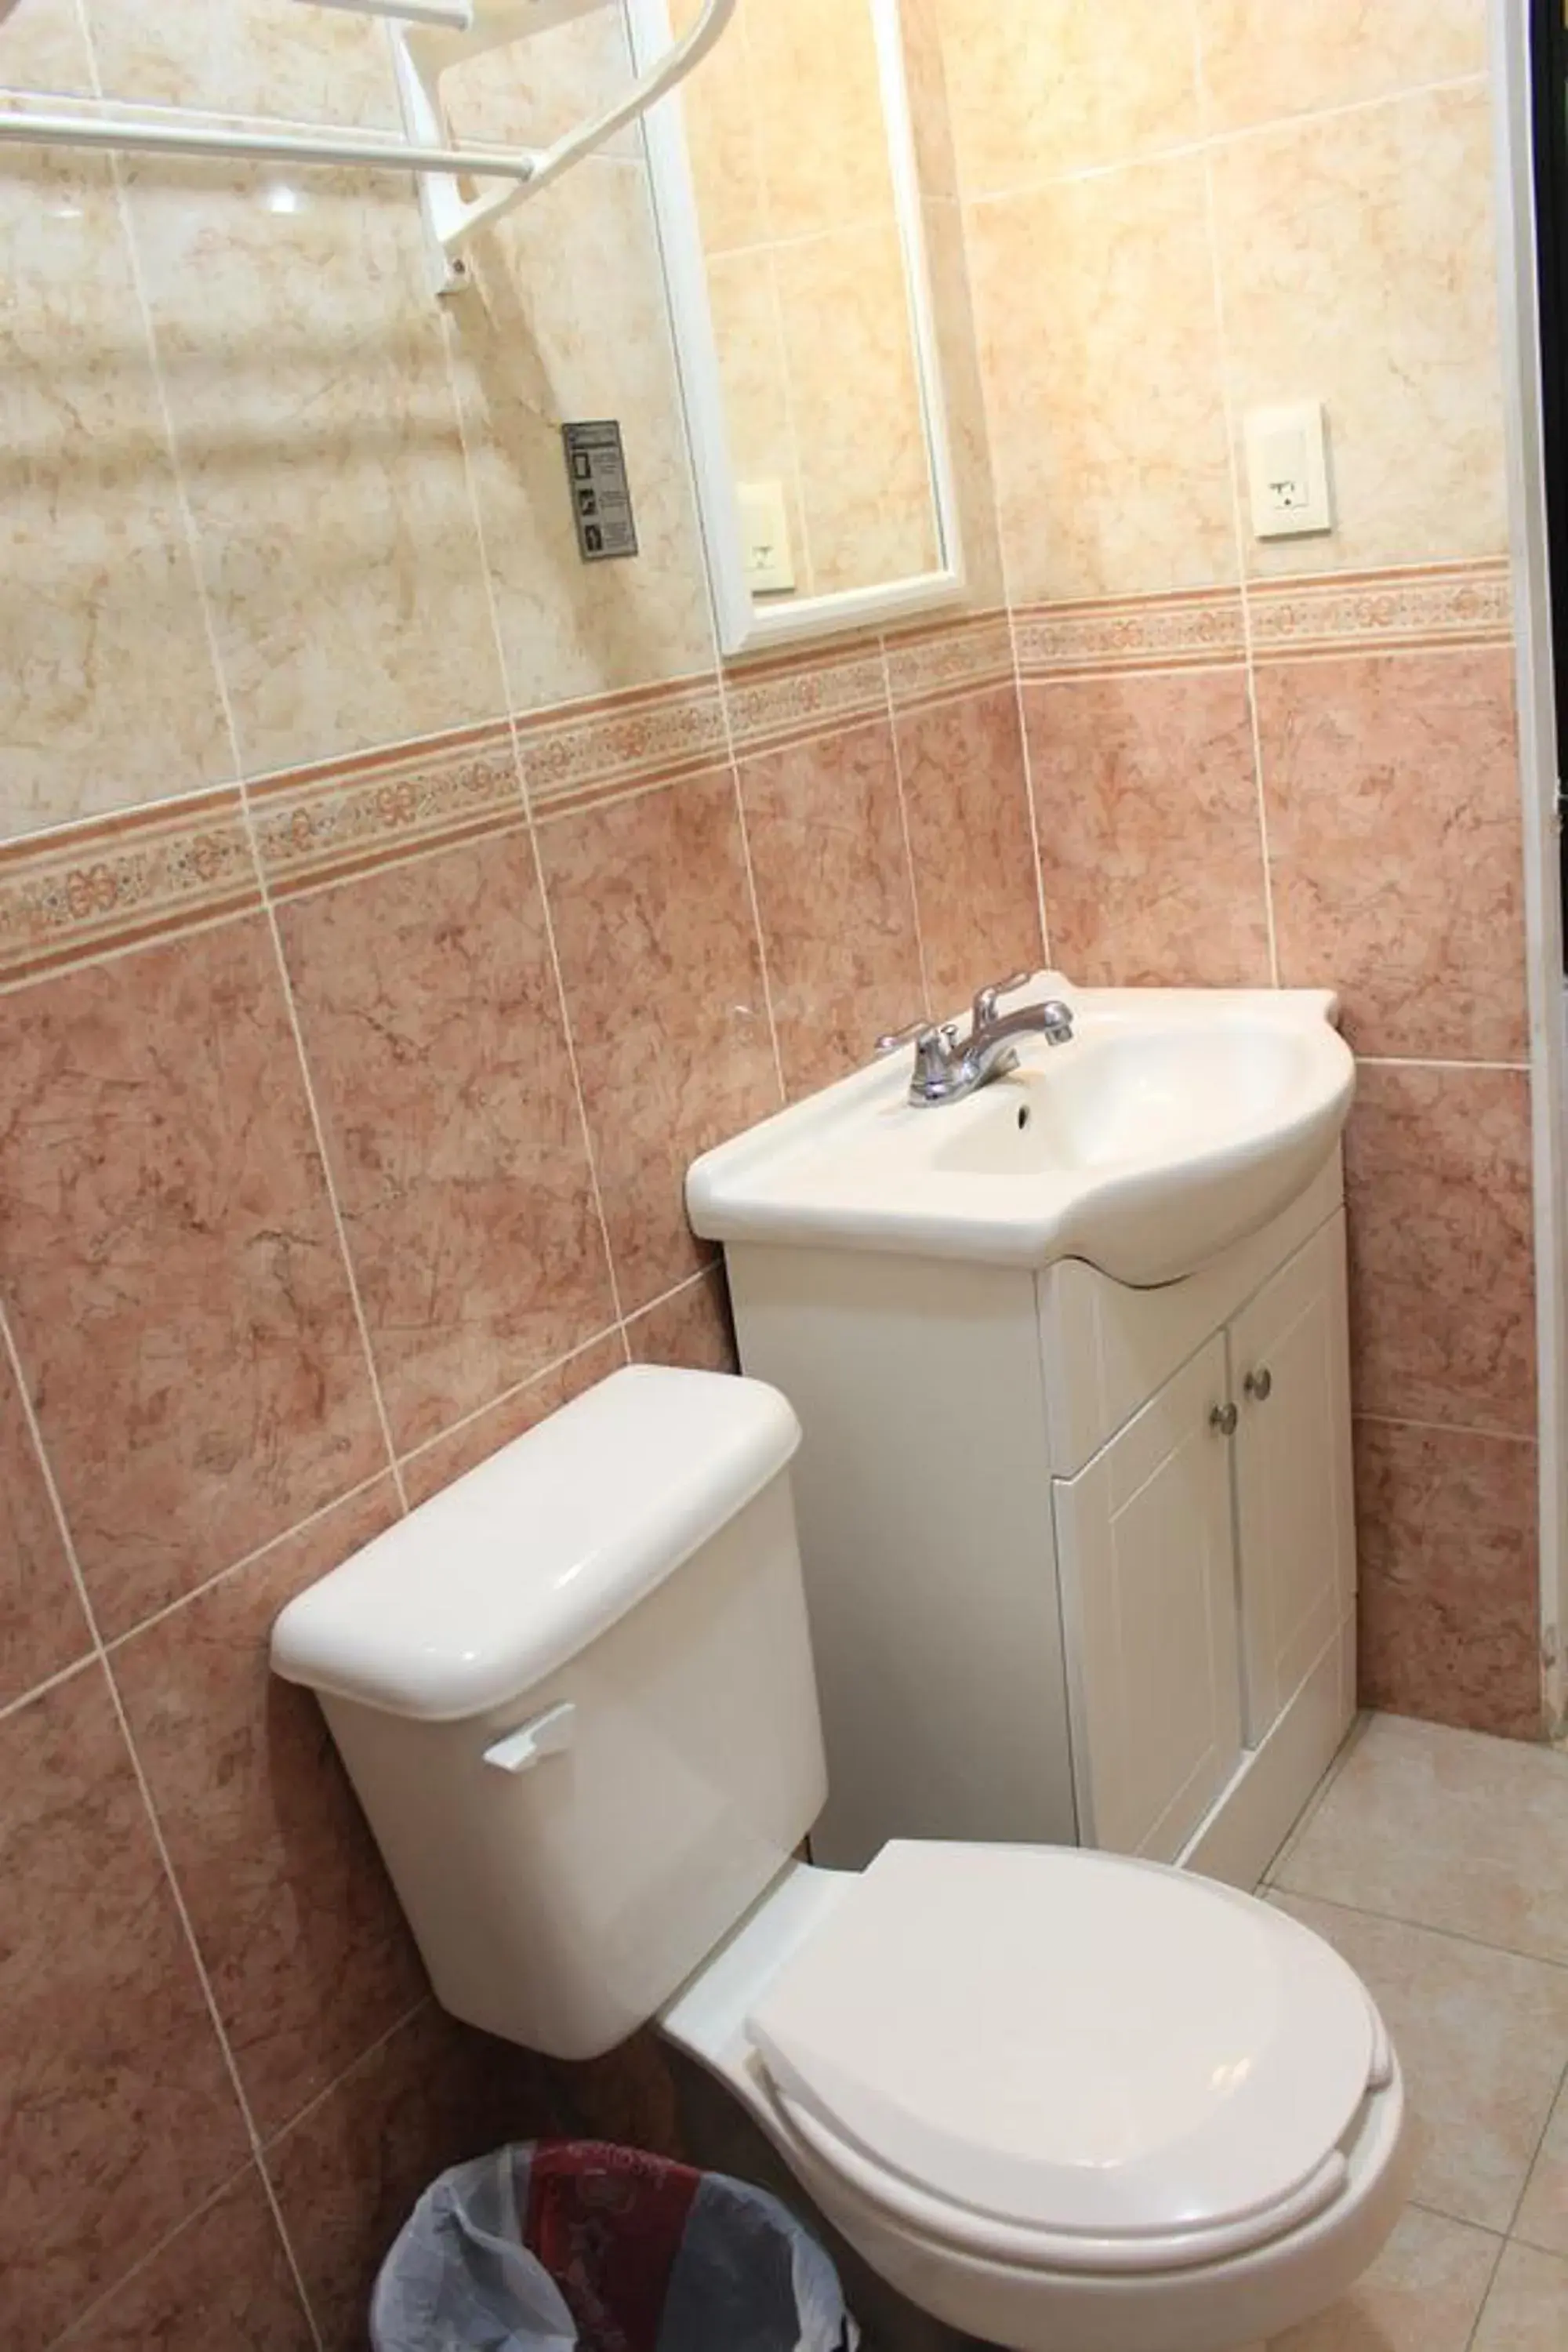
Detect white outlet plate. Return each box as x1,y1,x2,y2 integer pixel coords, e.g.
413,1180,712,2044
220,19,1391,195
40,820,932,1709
739,479,797,595
1245,401,1333,540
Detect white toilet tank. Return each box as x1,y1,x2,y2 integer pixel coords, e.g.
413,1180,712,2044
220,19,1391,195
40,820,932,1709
270,1367,827,2059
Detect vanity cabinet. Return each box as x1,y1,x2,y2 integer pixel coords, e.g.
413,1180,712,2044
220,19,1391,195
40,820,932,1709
1052,1210,1353,1865
721,1156,1356,1891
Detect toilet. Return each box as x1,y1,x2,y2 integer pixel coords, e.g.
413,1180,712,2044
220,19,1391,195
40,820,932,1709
271,1366,1410,2352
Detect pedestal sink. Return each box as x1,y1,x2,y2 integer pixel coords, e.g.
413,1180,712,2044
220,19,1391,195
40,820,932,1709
688,977,1356,1286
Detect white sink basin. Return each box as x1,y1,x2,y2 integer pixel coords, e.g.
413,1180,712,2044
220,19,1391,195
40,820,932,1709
688,978,1356,1284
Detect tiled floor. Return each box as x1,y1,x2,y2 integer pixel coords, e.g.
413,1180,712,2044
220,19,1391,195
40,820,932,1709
1258,1711,1568,2349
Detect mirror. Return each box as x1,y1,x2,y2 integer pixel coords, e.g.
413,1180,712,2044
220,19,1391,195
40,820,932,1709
629,0,963,654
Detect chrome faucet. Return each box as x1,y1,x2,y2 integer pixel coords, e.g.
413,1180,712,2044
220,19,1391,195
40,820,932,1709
877,972,1075,1109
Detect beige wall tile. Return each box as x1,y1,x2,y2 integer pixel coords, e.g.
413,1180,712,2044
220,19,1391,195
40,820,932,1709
0,0,93,93
1212,84,1507,577
441,0,638,156
670,0,767,253
123,164,504,776
83,0,401,126
1197,0,1487,136
938,0,1200,198
773,220,940,595
747,0,894,240
707,252,812,594
923,197,1007,606
967,155,1236,602
0,149,233,839
449,162,717,713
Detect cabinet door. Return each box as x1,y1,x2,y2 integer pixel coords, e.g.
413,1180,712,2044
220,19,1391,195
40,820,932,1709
1229,1210,1356,1744
1052,1336,1243,1863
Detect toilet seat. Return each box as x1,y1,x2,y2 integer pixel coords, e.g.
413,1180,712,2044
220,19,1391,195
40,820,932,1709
747,1842,1389,2275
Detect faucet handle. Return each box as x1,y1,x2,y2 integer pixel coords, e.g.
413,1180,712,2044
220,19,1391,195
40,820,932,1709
876,1017,935,1055
971,971,1031,1032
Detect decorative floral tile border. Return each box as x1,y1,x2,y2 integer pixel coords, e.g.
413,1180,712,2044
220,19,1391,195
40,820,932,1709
250,720,524,900
723,641,891,756
0,573,1516,989
519,676,728,820
1014,588,1247,680
0,789,260,989
884,612,1015,710
1247,559,1512,662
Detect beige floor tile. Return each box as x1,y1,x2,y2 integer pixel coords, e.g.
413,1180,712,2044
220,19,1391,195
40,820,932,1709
1269,1896,1568,2234
1269,2205,1499,2350
1514,2078,1568,2257
1274,1714,1568,1964
1470,2241,1568,2350
1261,1714,1371,1886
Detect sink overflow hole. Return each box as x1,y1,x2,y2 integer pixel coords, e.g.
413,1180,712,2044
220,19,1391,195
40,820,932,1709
1016,1105,1031,1132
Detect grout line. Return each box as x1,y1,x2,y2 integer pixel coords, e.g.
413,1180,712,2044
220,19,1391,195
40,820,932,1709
1269,1875,1568,1980
622,1261,722,1329
960,70,1491,214
261,1994,433,2153
43,2153,263,2351
395,1320,626,1472
1504,2053,1568,2241
0,1283,327,2351
437,321,627,1351
879,642,936,1022
101,1471,395,1656
1354,1409,1537,1446
1258,1711,1371,1885
96,49,411,1529
1408,2200,1507,2244
1192,6,1278,989
1356,1054,1532,1073
1464,2229,1512,2350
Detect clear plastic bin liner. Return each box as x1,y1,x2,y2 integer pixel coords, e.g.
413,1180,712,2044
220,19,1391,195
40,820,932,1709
371,2140,860,2352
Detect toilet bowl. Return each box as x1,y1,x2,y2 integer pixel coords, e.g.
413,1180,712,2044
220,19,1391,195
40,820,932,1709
270,1365,1409,2352
660,1848,1409,2352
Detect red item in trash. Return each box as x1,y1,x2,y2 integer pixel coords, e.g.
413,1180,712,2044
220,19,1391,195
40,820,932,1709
522,2140,704,2352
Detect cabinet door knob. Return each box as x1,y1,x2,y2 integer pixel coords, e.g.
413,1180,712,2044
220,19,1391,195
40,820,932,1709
1210,1401,1239,1437
1244,1367,1274,1403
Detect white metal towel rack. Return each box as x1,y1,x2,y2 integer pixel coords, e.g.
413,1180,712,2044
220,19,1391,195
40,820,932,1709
0,0,734,292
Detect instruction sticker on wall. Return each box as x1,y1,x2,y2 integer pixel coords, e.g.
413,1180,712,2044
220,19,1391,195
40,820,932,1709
562,422,640,563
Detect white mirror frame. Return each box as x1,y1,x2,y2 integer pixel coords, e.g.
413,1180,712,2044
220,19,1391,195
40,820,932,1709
626,0,966,656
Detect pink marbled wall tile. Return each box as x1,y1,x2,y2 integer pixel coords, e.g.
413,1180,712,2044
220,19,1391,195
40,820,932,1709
401,1330,625,1508
0,1332,90,1711
626,1266,739,1376
1345,1063,1537,1437
738,719,927,1098
112,1477,426,2140
1258,648,1528,1060
268,2002,568,2352
1022,669,1272,987
1354,1417,1541,1741
279,831,616,1455
537,772,780,1317
0,918,387,1638
895,686,1044,1014
0,1664,249,2345
64,2165,314,2352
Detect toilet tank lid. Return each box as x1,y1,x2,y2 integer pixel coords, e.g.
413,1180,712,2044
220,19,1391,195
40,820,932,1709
270,1366,800,1721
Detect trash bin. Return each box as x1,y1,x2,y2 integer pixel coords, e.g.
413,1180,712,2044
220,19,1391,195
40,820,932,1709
371,2140,861,2352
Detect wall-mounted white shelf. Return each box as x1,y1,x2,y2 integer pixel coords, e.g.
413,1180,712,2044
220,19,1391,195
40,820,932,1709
0,0,738,294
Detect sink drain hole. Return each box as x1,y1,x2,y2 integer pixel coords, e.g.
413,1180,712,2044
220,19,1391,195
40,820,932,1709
1016,1105,1031,1132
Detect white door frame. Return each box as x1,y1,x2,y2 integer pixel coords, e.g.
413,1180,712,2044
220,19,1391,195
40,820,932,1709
1492,0,1567,1731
